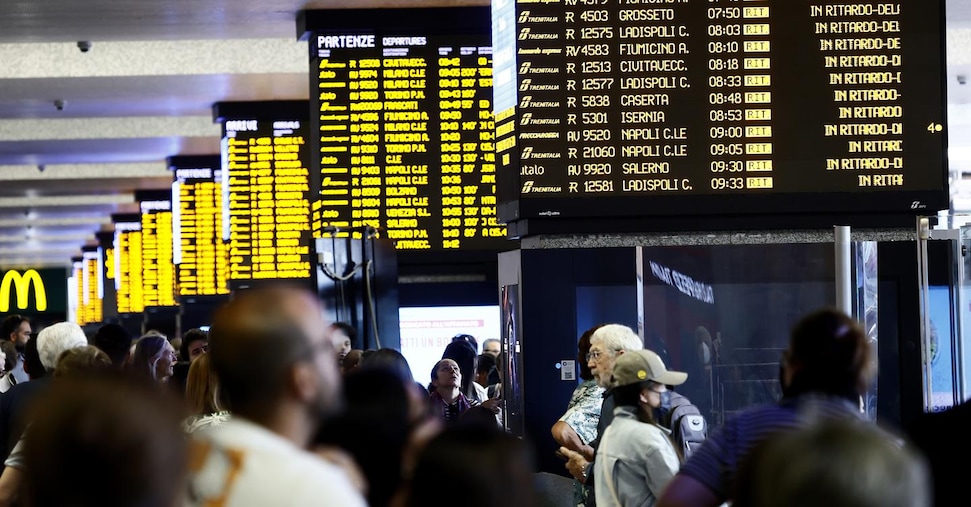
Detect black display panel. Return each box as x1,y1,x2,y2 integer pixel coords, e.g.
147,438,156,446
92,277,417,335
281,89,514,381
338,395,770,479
492,0,947,228
213,101,314,288
169,156,231,298
299,8,509,251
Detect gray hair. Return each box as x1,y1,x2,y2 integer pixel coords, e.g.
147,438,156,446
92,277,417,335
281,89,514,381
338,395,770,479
590,324,642,354
37,322,88,372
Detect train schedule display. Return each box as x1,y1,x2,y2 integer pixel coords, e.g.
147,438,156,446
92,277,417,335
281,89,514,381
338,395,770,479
214,101,314,288
300,7,509,250
492,0,947,225
170,156,230,297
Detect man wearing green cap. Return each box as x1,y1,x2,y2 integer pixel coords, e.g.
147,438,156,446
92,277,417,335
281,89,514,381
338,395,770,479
593,349,687,507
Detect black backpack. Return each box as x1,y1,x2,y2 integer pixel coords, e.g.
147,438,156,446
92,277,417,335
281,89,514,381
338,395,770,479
661,391,708,461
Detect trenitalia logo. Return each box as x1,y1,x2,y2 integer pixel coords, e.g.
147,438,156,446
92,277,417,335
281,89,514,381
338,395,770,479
0,270,47,312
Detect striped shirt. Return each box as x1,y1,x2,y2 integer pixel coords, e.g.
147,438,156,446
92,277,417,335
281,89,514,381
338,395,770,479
678,395,862,501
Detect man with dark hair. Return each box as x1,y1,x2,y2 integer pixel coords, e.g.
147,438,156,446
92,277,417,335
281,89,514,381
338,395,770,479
169,328,209,397
0,316,30,386
186,287,364,506
329,322,355,359
92,324,132,368
475,353,496,390
656,308,876,507
180,328,209,363
0,317,30,348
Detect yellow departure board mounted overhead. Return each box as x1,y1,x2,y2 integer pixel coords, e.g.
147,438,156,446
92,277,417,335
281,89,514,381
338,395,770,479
170,156,231,298
77,248,103,325
137,191,178,308
214,101,314,289
112,215,144,314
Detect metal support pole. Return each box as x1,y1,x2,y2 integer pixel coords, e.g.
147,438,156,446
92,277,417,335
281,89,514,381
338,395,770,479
835,225,853,316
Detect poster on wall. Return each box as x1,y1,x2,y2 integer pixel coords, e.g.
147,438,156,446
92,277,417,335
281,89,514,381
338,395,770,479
398,305,500,386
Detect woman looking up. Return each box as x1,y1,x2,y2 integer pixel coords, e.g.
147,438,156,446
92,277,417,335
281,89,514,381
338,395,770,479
428,359,470,424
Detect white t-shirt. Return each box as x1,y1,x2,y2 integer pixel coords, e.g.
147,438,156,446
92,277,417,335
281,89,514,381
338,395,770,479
186,417,366,507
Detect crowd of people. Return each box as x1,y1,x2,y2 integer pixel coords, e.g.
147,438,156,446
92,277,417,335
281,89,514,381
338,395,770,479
0,296,962,506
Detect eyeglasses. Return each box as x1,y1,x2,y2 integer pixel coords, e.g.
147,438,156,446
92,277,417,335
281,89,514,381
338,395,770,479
586,350,611,362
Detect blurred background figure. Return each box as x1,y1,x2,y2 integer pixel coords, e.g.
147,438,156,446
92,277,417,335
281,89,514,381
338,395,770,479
0,338,45,466
474,353,496,391
656,308,878,507
330,322,356,360
92,323,133,370
0,342,18,393
171,328,209,395
481,338,502,386
183,352,230,434
905,397,971,506
734,420,930,507
20,377,187,507
482,338,500,357
342,349,364,375
318,367,427,507
402,425,536,507
130,334,178,385
0,316,30,385
186,287,364,506
0,344,115,505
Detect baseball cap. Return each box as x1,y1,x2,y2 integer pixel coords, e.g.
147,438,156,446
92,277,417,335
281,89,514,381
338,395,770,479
612,349,687,387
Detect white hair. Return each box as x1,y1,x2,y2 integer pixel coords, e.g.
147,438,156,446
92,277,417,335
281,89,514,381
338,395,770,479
590,324,643,354
37,322,88,371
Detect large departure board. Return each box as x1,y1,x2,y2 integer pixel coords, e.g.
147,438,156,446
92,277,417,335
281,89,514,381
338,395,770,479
300,8,508,250
492,0,947,225
112,214,143,314
78,248,103,325
137,191,177,308
170,156,230,297
214,101,314,288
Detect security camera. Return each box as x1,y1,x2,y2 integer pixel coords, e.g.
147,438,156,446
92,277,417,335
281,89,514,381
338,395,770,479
77,41,92,53
53,100,65,111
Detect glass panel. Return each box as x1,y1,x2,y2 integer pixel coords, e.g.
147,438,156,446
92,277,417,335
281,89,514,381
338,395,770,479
638,244,837,429
855,240,879,420
500,284,525,437
917,213,971,412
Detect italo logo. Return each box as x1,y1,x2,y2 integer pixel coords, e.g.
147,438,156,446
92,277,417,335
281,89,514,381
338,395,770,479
0,270,47,312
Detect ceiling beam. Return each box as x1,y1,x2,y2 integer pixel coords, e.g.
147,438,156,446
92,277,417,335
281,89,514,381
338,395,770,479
0,162,169,180
0,117,215,141
0,39,307,78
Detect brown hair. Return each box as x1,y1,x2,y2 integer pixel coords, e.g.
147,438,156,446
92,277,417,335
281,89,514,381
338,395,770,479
185,352,223,415
53,345,112,379
22,377,187,507
785,308,875,401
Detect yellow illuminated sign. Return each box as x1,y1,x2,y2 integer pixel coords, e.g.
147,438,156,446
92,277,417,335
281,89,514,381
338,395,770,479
0,270,47,312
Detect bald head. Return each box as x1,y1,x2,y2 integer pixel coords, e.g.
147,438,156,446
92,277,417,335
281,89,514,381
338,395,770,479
209,287,339,419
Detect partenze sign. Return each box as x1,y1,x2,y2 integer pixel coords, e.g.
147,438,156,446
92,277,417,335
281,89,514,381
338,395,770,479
0,270,47,312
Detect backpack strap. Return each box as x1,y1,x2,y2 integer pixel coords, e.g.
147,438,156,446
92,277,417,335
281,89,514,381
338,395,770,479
599,428,624,506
